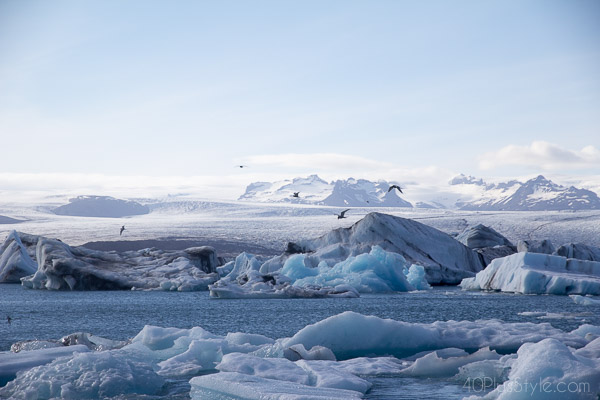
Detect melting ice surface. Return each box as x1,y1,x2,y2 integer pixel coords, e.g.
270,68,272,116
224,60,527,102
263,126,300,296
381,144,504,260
1,285,599,399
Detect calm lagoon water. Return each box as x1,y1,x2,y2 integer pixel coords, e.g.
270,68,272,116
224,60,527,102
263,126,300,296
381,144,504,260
1,284,597,399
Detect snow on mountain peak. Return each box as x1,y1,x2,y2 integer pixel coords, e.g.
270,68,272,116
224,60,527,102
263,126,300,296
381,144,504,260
239,174,600,211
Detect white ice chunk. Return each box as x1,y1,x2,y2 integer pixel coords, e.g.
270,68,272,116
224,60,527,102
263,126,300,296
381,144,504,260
0,345,90,386
217,353,311,385
190,371,363,400
290,246,428,293
460,252,600,295
400,347,501,377
281,311,587,360
283,344,336,361
570,294,600,306
0,231,37,283
337,356,405,376
0,350,164,399
471,338,600,400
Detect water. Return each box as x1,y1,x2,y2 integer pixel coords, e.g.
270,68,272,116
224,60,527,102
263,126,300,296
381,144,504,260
1,284,598,399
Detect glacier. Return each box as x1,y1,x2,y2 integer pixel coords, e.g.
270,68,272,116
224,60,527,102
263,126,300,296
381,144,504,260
460,252,600,295
1,311,597,399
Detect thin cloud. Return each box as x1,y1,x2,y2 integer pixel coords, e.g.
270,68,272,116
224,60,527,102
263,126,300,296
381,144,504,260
242,153,394,171
478,141,600,171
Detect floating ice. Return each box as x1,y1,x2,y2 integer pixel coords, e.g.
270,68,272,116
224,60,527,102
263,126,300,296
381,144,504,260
0,345,90,386
288,246,430,293
400,347,501,378
284,212,484,284
460,252,600,295
281,311,587,360
0,350,164,399
209,252,360,298
0,231,37,283
190,371,363,400
1,312,596,399
6,232,219,291
570,295,600,306
466,338,600,400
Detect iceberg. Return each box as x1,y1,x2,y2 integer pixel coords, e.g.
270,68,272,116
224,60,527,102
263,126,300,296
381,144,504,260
190,372,364,400
465,338,600,400
283,212,484,285
0,231,220,291
0,345,90,387
209,212,484,298
285,246,431,293
281,311,587,360
0,231,38,283
209,252,360,298
1,311,597,399
570,295,600,306
460,252,600,295
400,347,501,378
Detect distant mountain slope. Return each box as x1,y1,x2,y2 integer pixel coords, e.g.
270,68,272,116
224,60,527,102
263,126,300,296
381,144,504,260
53,196,150,218
239,175,412,207
457,175,600,211
240,174,600,211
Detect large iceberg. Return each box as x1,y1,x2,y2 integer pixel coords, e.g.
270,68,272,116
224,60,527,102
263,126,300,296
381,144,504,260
209,252,360,298
460,252,600,295
215,212,483,294
209,245,430,298
456,224,516,266
0,231,38,283
284,246,431,292
1,312,597,399
0,231,219,290
282,212,484,284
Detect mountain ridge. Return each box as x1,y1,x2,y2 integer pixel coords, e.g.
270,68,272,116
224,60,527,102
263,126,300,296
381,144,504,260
239,174,600,211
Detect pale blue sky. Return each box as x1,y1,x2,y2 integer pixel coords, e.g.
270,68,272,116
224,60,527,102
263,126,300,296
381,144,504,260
0,0,599,198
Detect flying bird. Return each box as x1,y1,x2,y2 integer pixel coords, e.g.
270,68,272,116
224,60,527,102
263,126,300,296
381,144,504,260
292,192,300,198
335,209,350,219
235,165,248,169
388,184,403,194
120,225,126,236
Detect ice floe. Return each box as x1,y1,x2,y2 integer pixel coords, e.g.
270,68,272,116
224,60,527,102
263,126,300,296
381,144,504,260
570,295,600,306
460,252,600,295
1,311,598,399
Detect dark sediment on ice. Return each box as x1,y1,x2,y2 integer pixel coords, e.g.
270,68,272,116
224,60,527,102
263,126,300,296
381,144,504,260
81,237,280,258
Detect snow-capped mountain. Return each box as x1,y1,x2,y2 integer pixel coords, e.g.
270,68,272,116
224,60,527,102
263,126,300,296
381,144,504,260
52,195,150,218
240,174,600,211
238,175,412,207
455,175,600,211
238,175,331,204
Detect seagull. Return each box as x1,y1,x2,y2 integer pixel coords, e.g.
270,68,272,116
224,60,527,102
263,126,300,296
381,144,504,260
388,184,403,194
120,225,126,236
335,209,350,219
292,192,300,198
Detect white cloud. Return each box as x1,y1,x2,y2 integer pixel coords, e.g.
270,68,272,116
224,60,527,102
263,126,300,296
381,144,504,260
242,153,394,171
0,173,249,203
478,141,600,171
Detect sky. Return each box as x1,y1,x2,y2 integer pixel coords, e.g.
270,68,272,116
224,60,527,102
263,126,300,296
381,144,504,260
0,0,599,200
